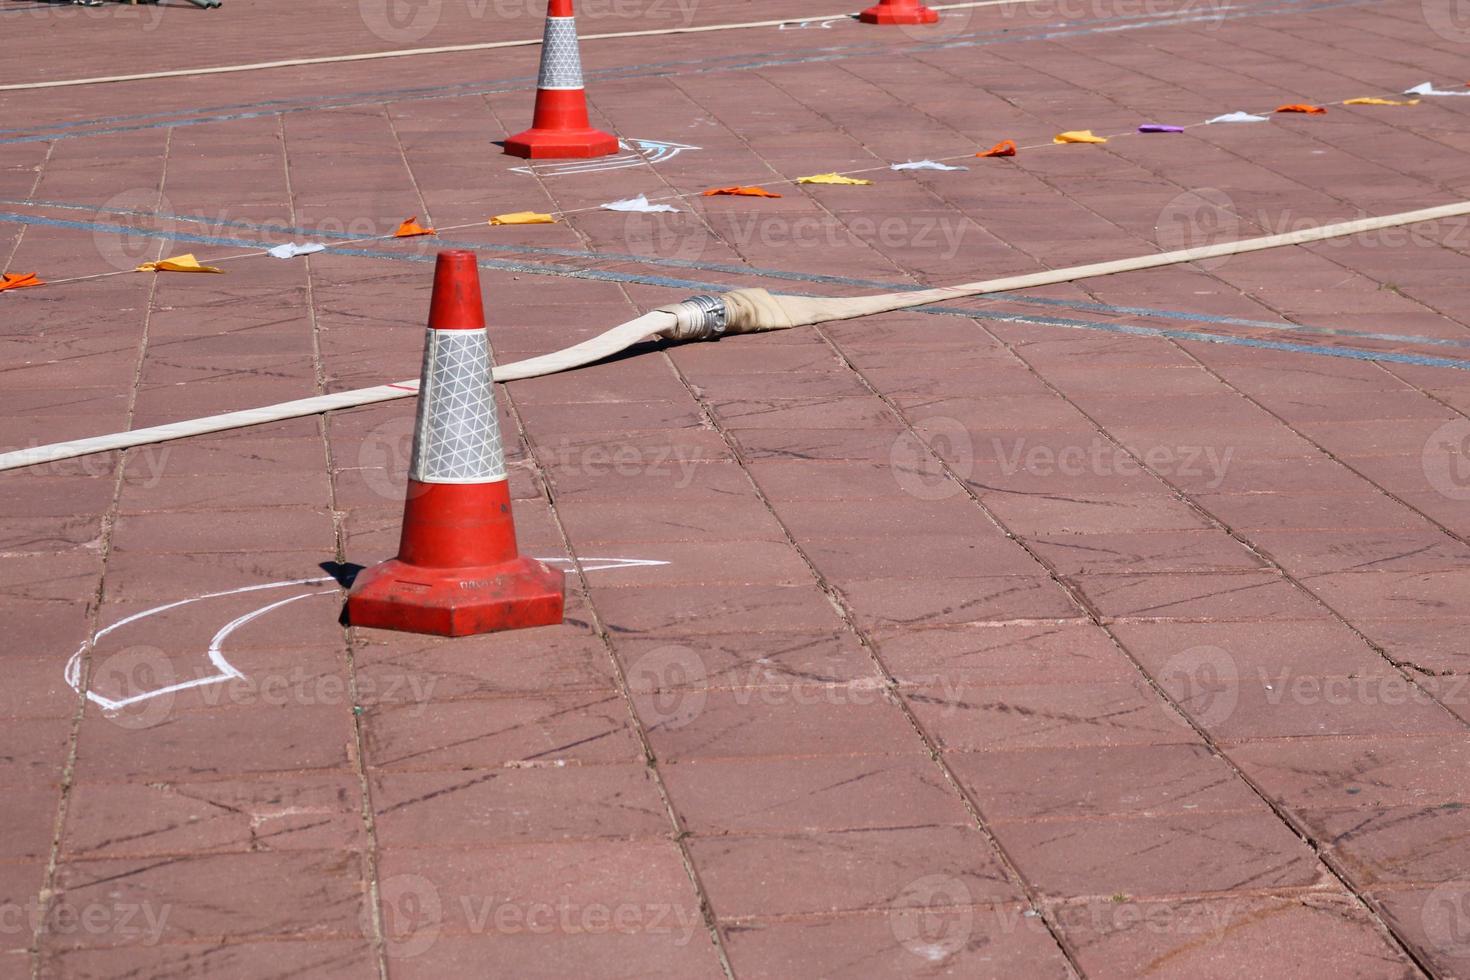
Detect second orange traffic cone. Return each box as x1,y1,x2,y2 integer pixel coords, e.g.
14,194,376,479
504,0,619,159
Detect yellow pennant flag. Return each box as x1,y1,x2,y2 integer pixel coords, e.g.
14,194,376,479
136,254,224,274
1344,97,1419,106
489,212,557,225
1053,130,1108,144
796,173,874,185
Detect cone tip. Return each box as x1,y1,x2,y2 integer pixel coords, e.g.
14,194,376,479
428,251,486,331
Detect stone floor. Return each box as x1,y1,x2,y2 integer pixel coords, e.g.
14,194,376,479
4,0,1470,975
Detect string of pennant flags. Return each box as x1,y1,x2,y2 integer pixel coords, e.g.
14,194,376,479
0,80,1463,290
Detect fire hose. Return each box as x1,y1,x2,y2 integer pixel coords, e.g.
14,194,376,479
2,198,1467,474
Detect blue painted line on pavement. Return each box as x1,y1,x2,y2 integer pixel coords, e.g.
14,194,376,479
4,208,1467,373
0,0,1369,145
12,196,1466,352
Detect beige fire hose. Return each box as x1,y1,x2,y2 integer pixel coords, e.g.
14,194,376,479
2,198,1467,474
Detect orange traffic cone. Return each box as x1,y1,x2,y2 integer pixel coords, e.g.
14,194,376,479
347,251,564,636
504,0,619,159
859,0,940,24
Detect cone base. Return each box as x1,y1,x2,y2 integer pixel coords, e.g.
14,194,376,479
347,555,565,637
503,126,620,159
858,3,940,23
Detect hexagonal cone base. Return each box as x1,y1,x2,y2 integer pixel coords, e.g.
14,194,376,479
858,3,939,23
503,127,620,159
346,555,565,637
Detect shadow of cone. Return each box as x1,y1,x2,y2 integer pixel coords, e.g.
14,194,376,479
346,251,564,636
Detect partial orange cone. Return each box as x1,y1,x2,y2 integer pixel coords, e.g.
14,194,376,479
859,0,939,24
504,0,618,159
347,251,564,637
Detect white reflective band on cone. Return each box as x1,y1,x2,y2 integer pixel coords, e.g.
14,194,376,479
537,17,585,90
408,329,507,484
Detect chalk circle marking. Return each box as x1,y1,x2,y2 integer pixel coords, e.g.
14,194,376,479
66,558,668,712
508,138,699,177
66,577,338,715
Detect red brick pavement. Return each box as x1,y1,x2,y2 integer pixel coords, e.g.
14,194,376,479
4,0,1470,975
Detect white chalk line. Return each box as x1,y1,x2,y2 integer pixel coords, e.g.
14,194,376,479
65,576,334,712
779,18,845,30
0,0,1042,91
68,557,669,711
508,138,699,177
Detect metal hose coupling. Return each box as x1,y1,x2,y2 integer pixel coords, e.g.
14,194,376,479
655,294,729,342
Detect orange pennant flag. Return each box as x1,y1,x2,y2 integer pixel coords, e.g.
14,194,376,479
701,186,783,198
394,216,436,237
1275,104,1327,114
977,139,1017,157
0,272,42,292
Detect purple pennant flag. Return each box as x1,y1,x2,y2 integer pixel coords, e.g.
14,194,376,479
1138,124,1185,133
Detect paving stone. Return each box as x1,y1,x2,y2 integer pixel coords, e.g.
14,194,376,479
1372,885,1470,979
637,687,921,762
371,766,671,847
377,932,725,980
36,941,379,980
948,743,1260,821
721,907,1072,979
1056,892,1418,979
1072,571,1329,623
614,631,876,690
48,851,368,947
688,826,1022,918
661,755,971,835
62,774,365,859
1300,804,1470,889
361,692,644,771
72,701,355,781
837,576,1084,629
872,622,1136,687
13,0,1470,972
994,811,1327,898
375,839,701,943
908,678,1190,751
1228,736,1470,810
